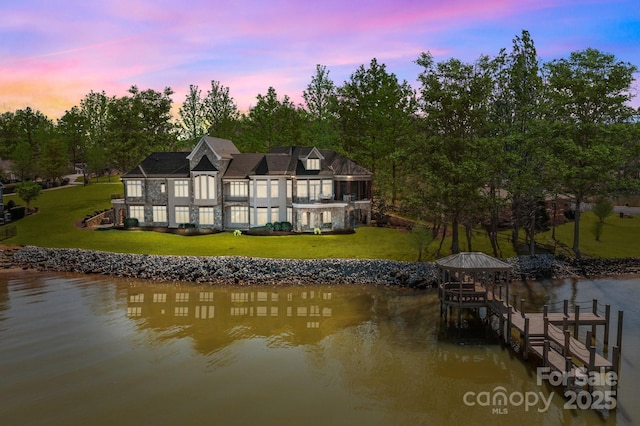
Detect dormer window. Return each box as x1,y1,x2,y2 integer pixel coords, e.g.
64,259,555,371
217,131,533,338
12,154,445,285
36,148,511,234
306,158,320,170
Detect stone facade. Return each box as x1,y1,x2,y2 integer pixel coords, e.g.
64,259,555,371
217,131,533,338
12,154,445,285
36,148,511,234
114,136,373,233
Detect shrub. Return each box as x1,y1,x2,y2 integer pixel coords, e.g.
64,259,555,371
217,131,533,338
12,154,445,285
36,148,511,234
124,218,139,228
273,222,282,231
10,206,26,221
265,222,274,230
247,226,273,236
280,221,293,232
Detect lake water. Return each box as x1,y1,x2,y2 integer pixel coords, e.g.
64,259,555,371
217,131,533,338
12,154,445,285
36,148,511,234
1,271,638,425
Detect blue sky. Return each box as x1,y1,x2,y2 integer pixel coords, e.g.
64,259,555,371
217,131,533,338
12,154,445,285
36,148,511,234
1,0,639,119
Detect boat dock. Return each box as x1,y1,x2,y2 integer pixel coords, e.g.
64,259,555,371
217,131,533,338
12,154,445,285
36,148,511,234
436,252,623,398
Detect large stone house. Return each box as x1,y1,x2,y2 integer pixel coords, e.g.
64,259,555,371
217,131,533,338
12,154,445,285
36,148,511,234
112,136,372,232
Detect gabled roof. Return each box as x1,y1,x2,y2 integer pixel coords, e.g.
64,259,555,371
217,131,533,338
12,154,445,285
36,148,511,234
122,152,190,178
222,153,264,179
435,252,512,272
268,146,371,177
192,155,218,172
187,136,240,161
255,154,292,175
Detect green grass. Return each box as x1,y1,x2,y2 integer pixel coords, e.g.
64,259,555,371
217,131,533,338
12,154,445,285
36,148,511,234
3,183,420,260
4,183,637,259
537,211,640,258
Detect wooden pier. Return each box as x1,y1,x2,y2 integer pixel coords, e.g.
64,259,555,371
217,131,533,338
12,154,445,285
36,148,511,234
436,252,623,398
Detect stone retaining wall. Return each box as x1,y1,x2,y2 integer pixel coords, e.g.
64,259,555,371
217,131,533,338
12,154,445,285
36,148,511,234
8,246,640,287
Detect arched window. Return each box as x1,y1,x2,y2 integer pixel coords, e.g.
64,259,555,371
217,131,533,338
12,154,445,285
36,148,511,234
195,175,216,200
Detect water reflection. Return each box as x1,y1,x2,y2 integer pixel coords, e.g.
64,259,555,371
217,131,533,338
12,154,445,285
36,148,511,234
0,271,637,425
125,285,375,354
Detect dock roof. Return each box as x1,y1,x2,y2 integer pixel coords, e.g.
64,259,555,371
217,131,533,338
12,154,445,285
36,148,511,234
435,252,512,272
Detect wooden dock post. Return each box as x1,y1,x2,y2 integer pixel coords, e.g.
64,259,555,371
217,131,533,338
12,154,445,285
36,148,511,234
588,345,596,393
544,315,549,338
564,329,571,357
591,299,598,341
513,295,518,313
543,339,549,367
586,330,592,348
524,317,530,360
506,304,512,343
612,346,620,376
564,299,568,316
612,346,620,395
616,311,624,353
565,357,573,393
604,304,611,347
520,299,525,318
574,305,580,338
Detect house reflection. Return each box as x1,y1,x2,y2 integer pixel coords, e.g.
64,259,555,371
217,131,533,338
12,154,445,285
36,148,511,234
125,285,374,353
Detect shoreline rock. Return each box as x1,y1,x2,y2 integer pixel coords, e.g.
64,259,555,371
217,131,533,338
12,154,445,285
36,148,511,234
8,246,640,287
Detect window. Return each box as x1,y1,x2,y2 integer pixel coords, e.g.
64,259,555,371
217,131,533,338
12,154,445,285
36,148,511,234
309,180,321,201
287,180,292,198
195,175,216,200
306,158,320,170
175,206,190,224
174,180,189,198
126,180,142,198
320,210,331,225
255,180,268,198
153,206,167,223
301,211,309,226
297,181,308,198
322,211,332,224
270,180,279,198
199,207,215,225
129,205,145,223
160,182,166,193
255,208,268,226
229,181,248,198
287,207,292,223
270,207,279,223
322,180,332,197
230,206,249,224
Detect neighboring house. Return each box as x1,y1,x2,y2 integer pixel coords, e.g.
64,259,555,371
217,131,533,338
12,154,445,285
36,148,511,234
112,136,372,232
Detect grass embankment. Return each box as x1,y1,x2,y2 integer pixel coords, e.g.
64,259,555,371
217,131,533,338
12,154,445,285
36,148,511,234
3,183,638,259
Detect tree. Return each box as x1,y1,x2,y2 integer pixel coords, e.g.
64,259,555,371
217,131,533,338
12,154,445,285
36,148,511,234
591,197,613,241
544,48,638,257
40,136,69,181
11,141,36,181
242,87,303,152
303,64,340,149
415,52,499,254
57,106,87,167
106,86,177,172
0,111,20,159
178,84,207,146
336,58,417,203
80,90,111,149
15,180,41,209
411,223,435,261
494,30,552,255
203,80,240,141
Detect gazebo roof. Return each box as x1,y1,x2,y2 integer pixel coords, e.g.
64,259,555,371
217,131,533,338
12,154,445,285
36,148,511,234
435,252,512,272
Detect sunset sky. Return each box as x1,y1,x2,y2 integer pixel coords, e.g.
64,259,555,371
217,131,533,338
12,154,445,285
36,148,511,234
1,0,639,120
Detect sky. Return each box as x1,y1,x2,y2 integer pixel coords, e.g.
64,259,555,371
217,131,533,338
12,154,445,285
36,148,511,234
1,0,639,120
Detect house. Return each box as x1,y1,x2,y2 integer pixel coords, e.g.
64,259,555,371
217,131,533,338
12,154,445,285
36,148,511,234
112,136,372,232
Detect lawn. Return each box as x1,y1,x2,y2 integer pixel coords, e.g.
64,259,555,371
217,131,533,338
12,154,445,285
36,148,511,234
3,183,422,260
3,183,638,260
